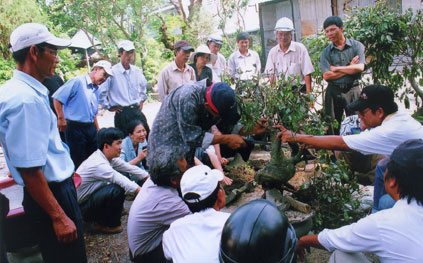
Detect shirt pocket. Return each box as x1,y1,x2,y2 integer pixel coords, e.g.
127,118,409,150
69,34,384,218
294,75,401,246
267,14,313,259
287,63,302,76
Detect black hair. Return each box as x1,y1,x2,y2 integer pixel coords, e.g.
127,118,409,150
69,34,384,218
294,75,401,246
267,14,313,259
12,42,48,65
97,128,124,151
386,157,423,206
323,16,343,29
118,47,124,54
184,184,220,213
148,146,186,187
127,119,146,136
367,85,398,115
193,52,207,65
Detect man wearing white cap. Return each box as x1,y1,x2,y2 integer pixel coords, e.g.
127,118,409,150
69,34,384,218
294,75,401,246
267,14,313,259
207,33,227,82
98,40,149,135
0,23,87,262
162,165,229,263
53,60,113,169
265,17,314,94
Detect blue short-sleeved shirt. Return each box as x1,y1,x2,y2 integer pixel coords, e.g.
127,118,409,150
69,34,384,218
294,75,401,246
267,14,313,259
0,70,75,185
52,73,99,123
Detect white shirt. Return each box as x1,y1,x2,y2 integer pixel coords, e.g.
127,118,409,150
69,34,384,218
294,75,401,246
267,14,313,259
228,50,261,80
343,111,423,155
318,198,423,263
264,41,314,85
157,61,196,102
98,62,147,109
208,53,226,82
76,149,148,204
162,208,230,263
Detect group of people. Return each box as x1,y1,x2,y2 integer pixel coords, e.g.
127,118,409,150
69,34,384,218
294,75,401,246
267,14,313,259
0,13,422,263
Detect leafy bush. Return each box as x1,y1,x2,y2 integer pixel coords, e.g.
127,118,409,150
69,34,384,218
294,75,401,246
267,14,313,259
297,152,366,232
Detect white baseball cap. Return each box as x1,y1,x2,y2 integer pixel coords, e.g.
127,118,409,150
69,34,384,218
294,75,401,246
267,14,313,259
118,40,135,51
10,23,71,52
207,33,223,45
180,165,224,203
93,60,113,76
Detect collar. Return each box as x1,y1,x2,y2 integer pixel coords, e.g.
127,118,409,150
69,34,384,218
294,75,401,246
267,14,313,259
117,62,132,74
171,60,190,72
330,37,353,50
13,70,49,97
277,41,296,53
237,50,251,58
84,73,95,88
382,111,397,124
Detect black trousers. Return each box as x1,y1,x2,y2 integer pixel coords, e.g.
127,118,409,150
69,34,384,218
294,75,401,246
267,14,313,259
79,184,125,227
114,105,150,136
65,121,97,169
324,84,361,135
132,242,166,263
22,178,87,263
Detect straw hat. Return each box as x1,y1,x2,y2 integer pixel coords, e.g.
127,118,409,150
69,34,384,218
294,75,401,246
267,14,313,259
189,44,217,64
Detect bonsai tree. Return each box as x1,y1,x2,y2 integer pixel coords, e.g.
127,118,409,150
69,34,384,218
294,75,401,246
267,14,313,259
226,73,326,189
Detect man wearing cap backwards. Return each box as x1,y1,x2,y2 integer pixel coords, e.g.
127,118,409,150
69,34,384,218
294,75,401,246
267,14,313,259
0,23,87,262
321,16,366,135
98,40,149,135
276,85,423,212
228,32,261,81
207,33,227,82
265,17,314,94
147,79,264,170
162,165,229,263
157,40,196,101
128,146,190,263
296,139,423,263
53,60,113,169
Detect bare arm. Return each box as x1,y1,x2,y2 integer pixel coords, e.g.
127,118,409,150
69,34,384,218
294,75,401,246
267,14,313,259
296,234,326,261
19,167,77,243
212,134,246,149
128,148,147,165
304,74,312,94
53,99,66,132
94,115,99,130
274,125,351,151
323,56,364,81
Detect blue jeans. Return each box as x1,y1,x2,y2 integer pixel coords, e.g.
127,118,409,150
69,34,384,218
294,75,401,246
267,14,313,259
372,157,396,213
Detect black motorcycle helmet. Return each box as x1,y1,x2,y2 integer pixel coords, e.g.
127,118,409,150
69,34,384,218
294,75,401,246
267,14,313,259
219,199,297,263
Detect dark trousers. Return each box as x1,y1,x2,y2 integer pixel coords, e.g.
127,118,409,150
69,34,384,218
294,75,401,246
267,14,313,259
79,184,125,227
0,193,9,263
132,242,165,263
324,84,361,135
65,121,97,169
22,178,87,263
220,140,255,162
114,105,150,136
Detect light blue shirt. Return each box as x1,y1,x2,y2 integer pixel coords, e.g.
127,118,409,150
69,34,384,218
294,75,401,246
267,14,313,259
52,74,98,122
98,63,147,109
120,136,147,170
0,70,75,185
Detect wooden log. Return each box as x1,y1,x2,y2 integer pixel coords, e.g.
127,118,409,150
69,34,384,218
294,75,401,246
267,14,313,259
284,195,311,214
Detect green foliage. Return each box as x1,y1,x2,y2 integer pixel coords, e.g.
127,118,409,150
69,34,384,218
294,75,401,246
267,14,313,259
0,0,49,59
299,152,365,232
182,9,215,48
0,57,15,85
225,74,326,135
140,38,173,86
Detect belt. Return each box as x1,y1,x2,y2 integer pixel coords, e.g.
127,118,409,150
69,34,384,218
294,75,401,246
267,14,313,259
123,104,139,109
66,120,94,127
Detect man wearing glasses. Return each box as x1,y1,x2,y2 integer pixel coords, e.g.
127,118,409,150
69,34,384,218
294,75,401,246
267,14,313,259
0,23,87,262
276,85,423,213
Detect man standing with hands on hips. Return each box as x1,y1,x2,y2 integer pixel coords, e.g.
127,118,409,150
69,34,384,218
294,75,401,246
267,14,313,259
99,40,149,135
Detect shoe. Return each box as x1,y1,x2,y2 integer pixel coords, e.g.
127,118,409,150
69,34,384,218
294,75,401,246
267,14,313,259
92,223,123,234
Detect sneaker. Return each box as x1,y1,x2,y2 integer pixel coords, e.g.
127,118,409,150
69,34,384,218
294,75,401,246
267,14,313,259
92,223,123,234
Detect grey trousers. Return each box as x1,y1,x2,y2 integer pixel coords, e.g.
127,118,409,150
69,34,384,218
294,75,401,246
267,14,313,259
329,250,372,263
